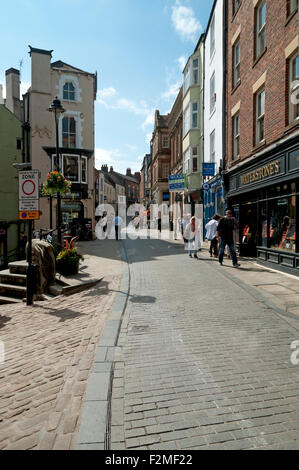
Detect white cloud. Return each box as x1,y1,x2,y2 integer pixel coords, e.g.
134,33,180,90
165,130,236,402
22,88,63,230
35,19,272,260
97,87,117,100
95,147,141,173
141,112,154,131
177,55,187,72
146,133,152,144
162,80,181,101
171,2,202,42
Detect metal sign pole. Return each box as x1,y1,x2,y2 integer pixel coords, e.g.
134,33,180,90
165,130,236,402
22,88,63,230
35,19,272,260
26,220,34,306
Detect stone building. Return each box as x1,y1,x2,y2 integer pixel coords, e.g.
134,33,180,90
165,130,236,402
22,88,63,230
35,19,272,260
24,46,97,233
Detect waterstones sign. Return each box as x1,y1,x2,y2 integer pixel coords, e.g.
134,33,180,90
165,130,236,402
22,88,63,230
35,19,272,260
240,158,284,187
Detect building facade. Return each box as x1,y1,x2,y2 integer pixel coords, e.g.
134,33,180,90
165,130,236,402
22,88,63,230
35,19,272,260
225,0,299,273
0,104,23,267
24,46,97,233
182,35,205,211
203,0,226,228
151,111,171,207
169,87,183,206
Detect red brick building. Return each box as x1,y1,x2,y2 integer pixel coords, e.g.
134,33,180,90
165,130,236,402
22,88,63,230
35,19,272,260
151,110,171,206
168,87,183,207
225,0,299,273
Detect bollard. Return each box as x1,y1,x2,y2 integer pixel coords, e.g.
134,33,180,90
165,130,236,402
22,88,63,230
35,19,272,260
26,264,38,306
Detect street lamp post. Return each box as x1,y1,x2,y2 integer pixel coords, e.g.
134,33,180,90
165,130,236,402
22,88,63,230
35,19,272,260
48,97,65,247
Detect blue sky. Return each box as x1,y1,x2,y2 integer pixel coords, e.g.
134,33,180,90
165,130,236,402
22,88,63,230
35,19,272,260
0,0,214,174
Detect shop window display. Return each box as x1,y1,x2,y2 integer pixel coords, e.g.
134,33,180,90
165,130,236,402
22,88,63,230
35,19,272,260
269,196,296,253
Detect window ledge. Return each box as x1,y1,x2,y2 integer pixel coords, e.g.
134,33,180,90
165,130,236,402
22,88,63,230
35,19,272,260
231,80,241,95
253,47,267,69
285,9,298,27
252,140,266,153
230,156,241,166
284,120,299,134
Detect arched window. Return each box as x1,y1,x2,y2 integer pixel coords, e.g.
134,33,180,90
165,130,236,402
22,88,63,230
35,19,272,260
63,81,75,101
62,117,76,148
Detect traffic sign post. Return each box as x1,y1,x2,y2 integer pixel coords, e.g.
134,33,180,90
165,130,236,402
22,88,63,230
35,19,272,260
18,170,40,306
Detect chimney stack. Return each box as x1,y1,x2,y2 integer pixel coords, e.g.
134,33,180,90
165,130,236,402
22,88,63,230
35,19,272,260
29,46,52,94
126,168,132,176
101,164,108,172
134,172,141,181
110,166,113,172
5,68,21,117
0,84,3,104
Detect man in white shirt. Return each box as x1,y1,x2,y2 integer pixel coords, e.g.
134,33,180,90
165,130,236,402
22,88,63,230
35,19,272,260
205,215,221,258
114,214,123,241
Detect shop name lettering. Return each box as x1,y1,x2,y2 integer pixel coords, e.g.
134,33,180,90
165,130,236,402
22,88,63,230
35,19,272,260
241,161,280,186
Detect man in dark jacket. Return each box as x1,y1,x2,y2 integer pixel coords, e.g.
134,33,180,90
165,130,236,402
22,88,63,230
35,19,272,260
217,209,240,268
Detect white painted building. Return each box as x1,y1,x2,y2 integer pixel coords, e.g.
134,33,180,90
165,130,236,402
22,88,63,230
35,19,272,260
203,0,224,174
203,0,226,222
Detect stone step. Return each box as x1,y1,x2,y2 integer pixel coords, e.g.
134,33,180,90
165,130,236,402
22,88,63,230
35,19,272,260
0,283,27,299
0,270,27,286
0,295,22,305
8,261,28,275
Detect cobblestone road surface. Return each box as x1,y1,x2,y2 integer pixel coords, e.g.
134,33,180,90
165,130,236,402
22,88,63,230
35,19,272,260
0,239,124,450
110,236,299,450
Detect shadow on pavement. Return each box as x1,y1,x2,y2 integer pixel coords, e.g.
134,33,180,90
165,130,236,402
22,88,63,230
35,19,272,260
0,315,11,329
34,305,86,322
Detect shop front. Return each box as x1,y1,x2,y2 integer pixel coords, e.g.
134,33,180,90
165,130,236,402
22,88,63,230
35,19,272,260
225,140,299,274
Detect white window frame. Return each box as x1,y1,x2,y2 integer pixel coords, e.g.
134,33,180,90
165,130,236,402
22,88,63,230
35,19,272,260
210,72,216,114
210,131,215,162
192,146,199,173
210,15,215,58
256,0,266,58
193,57,199,85
256,88,265,145
233,39,241,87
192,102,198,129
233,113,240,159
63,81,76,101
62,154,80,183
62,116,77,149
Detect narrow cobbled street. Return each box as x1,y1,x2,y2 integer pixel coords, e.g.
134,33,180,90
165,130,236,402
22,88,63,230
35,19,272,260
108,236,299,450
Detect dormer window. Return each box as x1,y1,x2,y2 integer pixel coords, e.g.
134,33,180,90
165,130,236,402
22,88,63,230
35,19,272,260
63,82,75,101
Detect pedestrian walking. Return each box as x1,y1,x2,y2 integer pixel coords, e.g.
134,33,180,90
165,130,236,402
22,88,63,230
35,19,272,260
205,215,221,258
184,216,201,259
217,209,240,268
114,213,123,241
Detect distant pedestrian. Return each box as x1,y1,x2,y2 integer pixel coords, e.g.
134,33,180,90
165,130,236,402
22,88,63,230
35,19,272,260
217,209,240,268
184,216,201,259
114,213,123,241
205,215,221,258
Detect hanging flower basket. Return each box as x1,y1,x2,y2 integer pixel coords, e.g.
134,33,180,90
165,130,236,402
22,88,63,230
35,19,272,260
42,171,72,196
